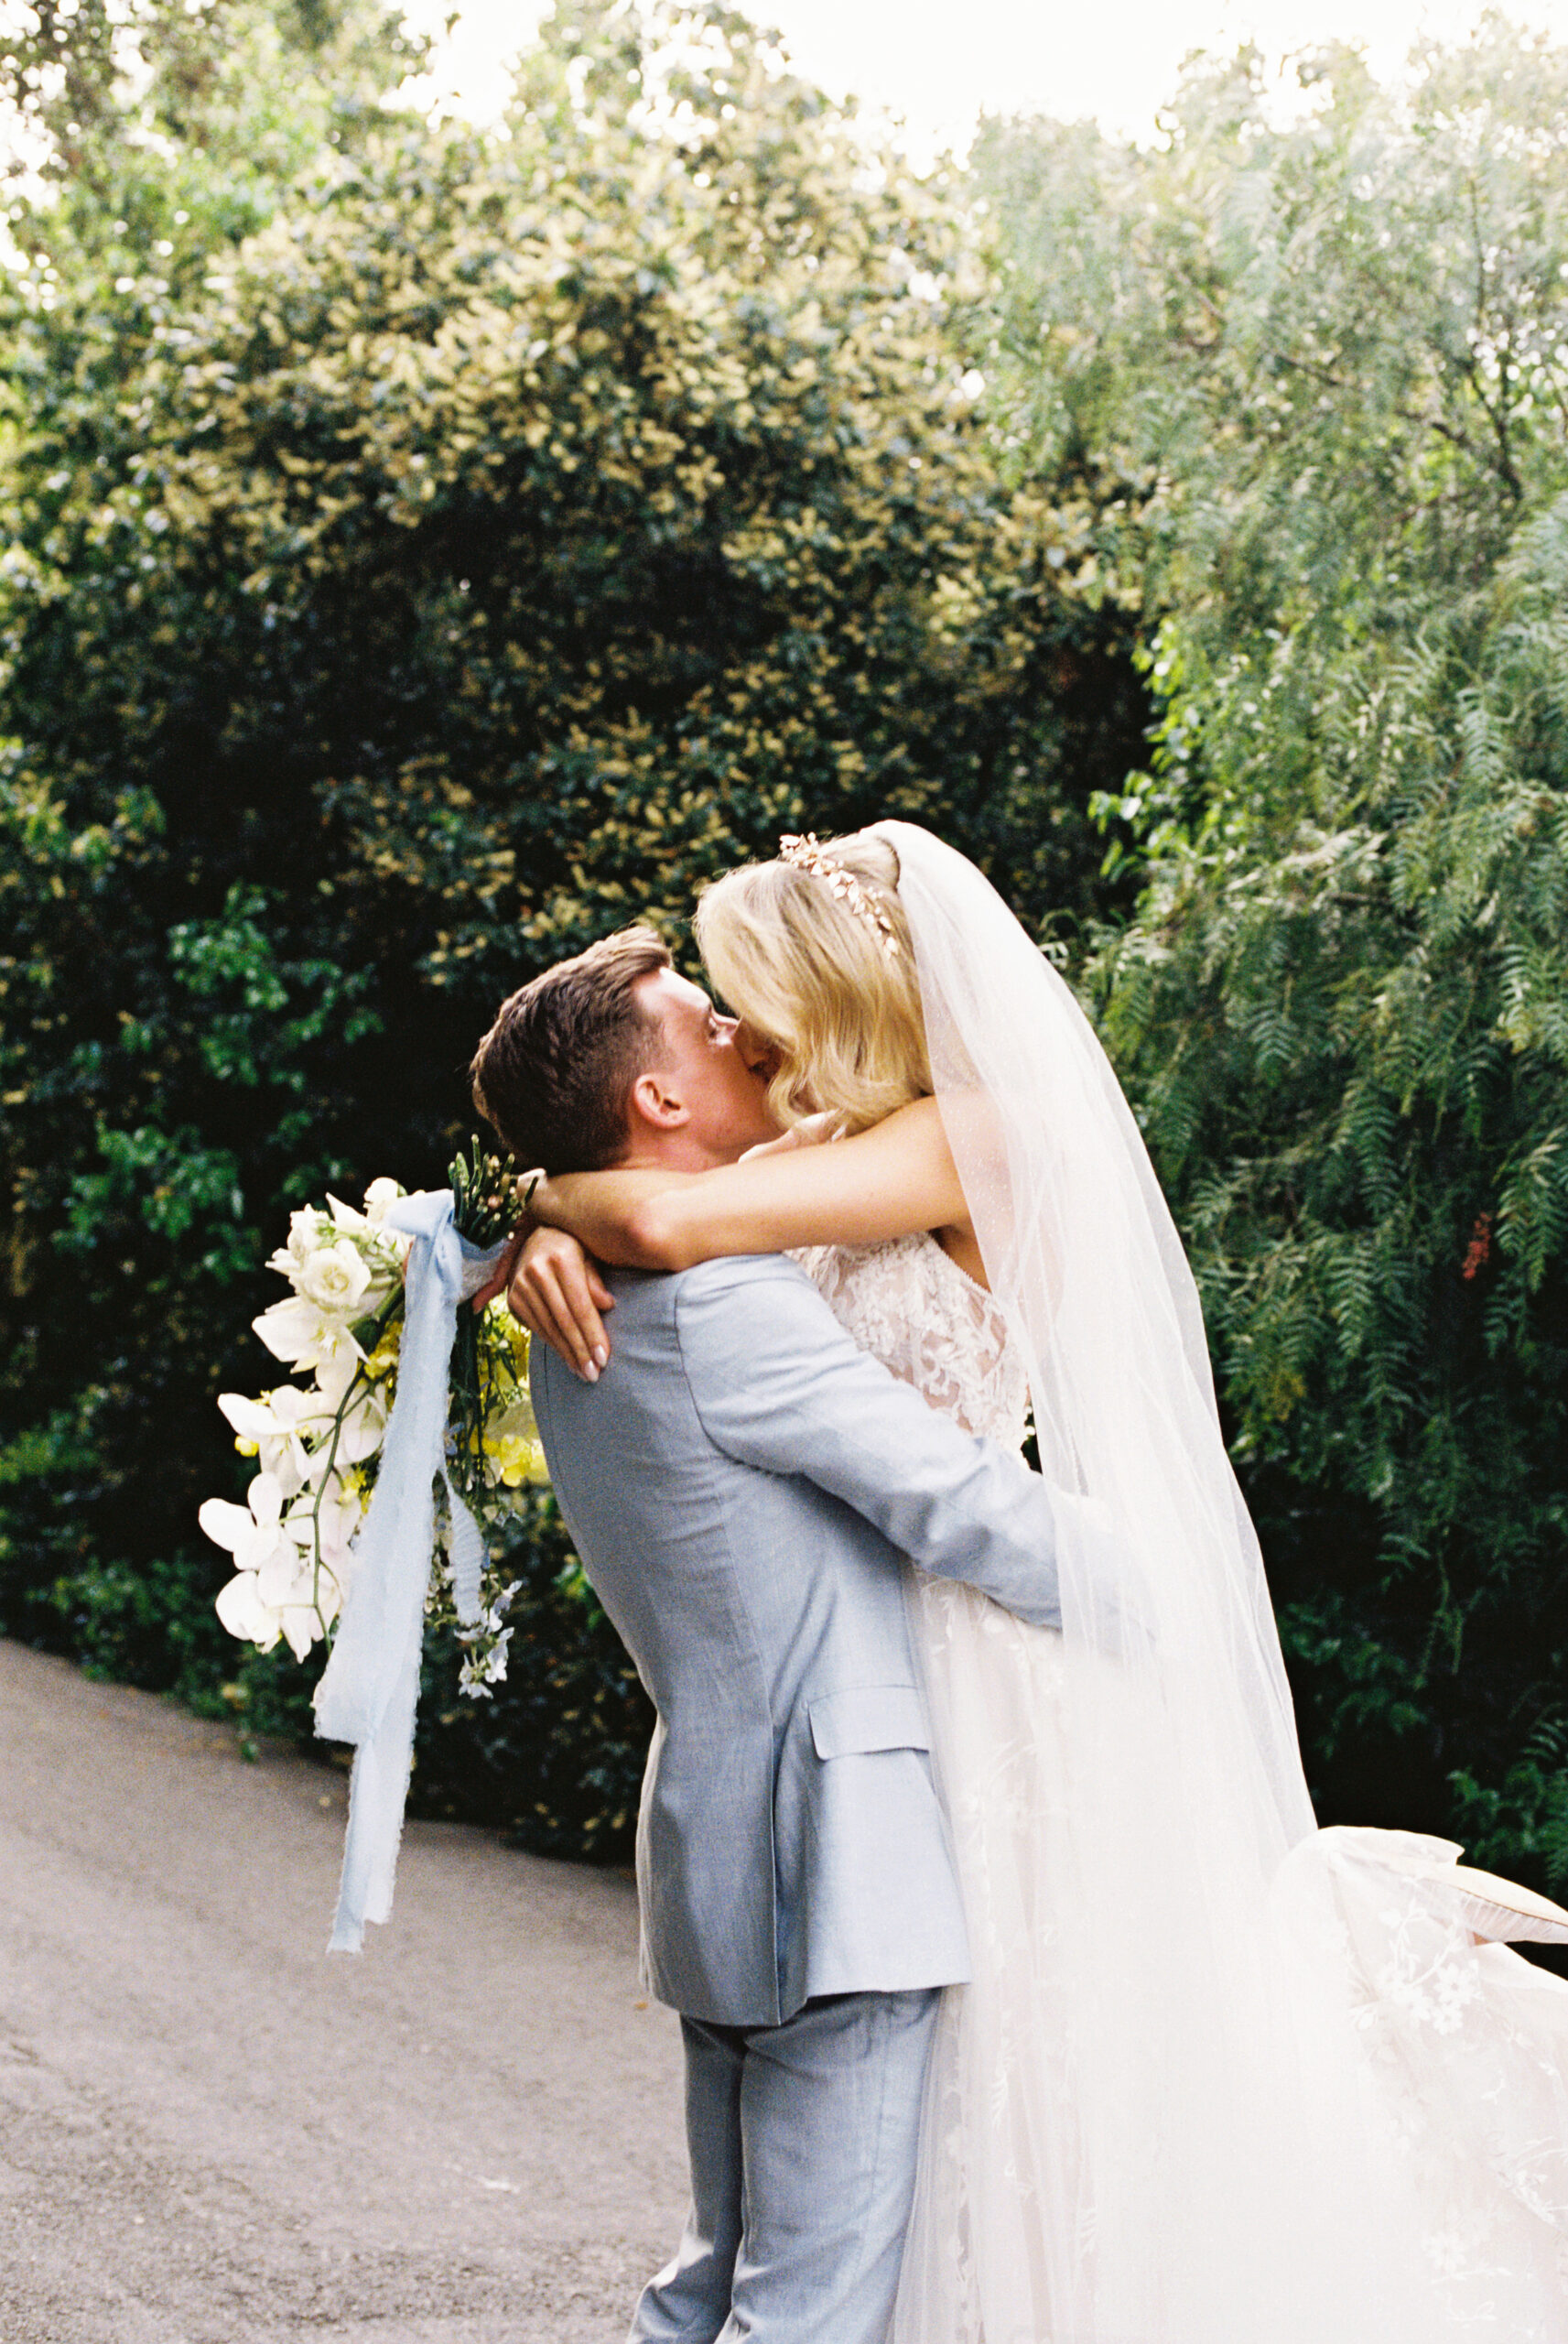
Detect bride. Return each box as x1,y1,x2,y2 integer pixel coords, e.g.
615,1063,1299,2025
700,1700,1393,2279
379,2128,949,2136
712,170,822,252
503,821,1568,2340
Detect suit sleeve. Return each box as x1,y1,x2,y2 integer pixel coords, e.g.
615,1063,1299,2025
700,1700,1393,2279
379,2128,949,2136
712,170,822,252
674,1253,1061,1631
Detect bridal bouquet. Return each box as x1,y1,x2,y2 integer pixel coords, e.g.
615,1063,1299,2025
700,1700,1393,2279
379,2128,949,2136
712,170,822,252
201,1143,546,1697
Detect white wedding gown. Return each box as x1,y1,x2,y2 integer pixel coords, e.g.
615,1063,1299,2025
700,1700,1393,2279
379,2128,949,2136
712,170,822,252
796,1229,1568,2342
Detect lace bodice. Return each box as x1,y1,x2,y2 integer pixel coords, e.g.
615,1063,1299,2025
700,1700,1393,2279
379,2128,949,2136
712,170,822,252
792,1232,1029,1452
793,1244,1568,2339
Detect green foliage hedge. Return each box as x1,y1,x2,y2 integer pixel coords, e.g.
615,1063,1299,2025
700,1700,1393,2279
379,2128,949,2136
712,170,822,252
0,0,1138,1856
978,24,1568,1875
5,0,1564,1885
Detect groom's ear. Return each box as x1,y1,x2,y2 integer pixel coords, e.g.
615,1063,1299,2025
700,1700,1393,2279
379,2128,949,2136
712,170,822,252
627,1068,690,1134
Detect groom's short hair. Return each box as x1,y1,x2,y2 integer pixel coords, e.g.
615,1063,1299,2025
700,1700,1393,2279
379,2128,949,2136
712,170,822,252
470,926,673,1172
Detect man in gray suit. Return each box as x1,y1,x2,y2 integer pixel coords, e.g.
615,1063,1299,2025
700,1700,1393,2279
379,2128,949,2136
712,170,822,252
471,928,1064,2344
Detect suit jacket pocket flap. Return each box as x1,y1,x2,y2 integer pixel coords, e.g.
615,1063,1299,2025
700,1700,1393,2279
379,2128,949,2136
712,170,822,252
808,1685,931,1761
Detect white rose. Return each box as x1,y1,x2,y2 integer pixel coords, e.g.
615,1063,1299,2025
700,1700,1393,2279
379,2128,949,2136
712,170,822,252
362,1177,405,1224
264,1205,330,1277
294,1241,372,1313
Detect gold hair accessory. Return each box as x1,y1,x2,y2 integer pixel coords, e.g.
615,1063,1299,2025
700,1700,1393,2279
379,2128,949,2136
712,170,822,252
778,834,901,960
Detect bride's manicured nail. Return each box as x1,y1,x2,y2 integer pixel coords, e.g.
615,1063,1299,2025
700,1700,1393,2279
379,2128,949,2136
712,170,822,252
582,1360,599,1383
592,1346,608,1369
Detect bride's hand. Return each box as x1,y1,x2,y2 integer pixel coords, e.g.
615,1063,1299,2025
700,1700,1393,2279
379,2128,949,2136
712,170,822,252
467,1217,531,1316
740,1112,837,1161
505,1225,615,1381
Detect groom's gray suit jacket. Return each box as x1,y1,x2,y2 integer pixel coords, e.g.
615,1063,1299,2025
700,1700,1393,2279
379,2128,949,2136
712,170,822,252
530,1252,1063,2029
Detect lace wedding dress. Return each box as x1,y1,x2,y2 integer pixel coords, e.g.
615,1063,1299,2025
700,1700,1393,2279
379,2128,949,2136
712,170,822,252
796,1228,1568,2342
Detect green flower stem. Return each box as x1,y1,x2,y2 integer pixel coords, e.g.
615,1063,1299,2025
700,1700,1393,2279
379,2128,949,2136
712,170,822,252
308,1290,403,1638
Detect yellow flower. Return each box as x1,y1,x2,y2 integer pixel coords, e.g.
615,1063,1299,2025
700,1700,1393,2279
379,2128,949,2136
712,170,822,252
492,1434,549,1489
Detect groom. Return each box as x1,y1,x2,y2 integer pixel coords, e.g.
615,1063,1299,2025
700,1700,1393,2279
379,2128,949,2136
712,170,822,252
470,928,1065,2344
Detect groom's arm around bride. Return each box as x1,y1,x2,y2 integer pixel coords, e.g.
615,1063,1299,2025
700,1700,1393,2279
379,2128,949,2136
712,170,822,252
471,929,1064,2344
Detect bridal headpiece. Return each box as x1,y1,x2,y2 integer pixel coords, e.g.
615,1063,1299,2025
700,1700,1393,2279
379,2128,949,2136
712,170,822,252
778,833,901,960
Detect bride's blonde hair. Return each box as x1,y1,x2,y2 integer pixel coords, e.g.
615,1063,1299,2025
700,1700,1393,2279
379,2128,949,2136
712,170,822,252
693,829,932,1135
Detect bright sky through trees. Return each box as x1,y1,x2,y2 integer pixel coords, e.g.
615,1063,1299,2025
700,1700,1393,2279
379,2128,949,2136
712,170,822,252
401,0,1568,147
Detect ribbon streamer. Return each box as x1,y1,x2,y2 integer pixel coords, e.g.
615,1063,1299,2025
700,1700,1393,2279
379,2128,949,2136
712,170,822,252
313,1189,508,1953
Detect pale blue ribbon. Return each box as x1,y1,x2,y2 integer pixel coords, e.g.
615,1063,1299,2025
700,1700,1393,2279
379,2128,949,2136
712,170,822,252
313,1190,508,1953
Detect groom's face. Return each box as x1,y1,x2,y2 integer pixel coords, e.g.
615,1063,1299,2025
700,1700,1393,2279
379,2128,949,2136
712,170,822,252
629,968,780,1166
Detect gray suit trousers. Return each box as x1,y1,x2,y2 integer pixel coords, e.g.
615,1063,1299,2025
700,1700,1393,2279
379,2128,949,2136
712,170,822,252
631,1990,941,2344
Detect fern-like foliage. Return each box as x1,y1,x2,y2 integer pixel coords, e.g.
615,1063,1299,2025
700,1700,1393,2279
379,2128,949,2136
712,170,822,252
982,20,1568,1883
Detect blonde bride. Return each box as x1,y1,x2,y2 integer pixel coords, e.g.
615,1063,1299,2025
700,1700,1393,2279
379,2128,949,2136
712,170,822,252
503,821,1568,2342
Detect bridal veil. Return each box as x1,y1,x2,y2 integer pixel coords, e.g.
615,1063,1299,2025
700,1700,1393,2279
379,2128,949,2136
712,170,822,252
878,819,1568,2341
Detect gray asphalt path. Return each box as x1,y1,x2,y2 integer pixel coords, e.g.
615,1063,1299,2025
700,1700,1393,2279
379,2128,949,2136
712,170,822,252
0,1641,687,2344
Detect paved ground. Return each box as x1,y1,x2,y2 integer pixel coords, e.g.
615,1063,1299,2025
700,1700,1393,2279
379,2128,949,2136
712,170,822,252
0,1640,687,2344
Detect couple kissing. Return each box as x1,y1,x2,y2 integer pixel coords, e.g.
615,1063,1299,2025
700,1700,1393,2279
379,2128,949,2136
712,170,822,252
468,821,1568,2344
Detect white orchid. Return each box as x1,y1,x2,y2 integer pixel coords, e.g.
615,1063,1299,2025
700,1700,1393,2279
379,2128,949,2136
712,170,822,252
200,1468,297,1582
216,1384,332,1498
457,1622,514,1696
213,1568,281,1652
324,1190,369,1234
216,1553,335,1663
202,1470,353,1662
252,1292,364,1376
276,1570,341,1660
202,1471,322,1655
283,1481,362,1572
312,1343,363,1407
455,1586,516,1698
303,1376,387,1472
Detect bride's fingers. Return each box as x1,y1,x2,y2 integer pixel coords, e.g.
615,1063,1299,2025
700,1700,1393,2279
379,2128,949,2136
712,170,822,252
506,1261,574,1362
503,1275,546,1341
511,1258,601,1378
554,1256,612,1365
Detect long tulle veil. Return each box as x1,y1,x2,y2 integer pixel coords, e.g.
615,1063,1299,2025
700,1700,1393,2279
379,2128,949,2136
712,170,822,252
878,820,1450,2339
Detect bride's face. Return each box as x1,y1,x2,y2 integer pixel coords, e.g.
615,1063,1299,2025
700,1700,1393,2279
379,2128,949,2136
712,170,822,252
732,1019,784,1086
714,981,815,1120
